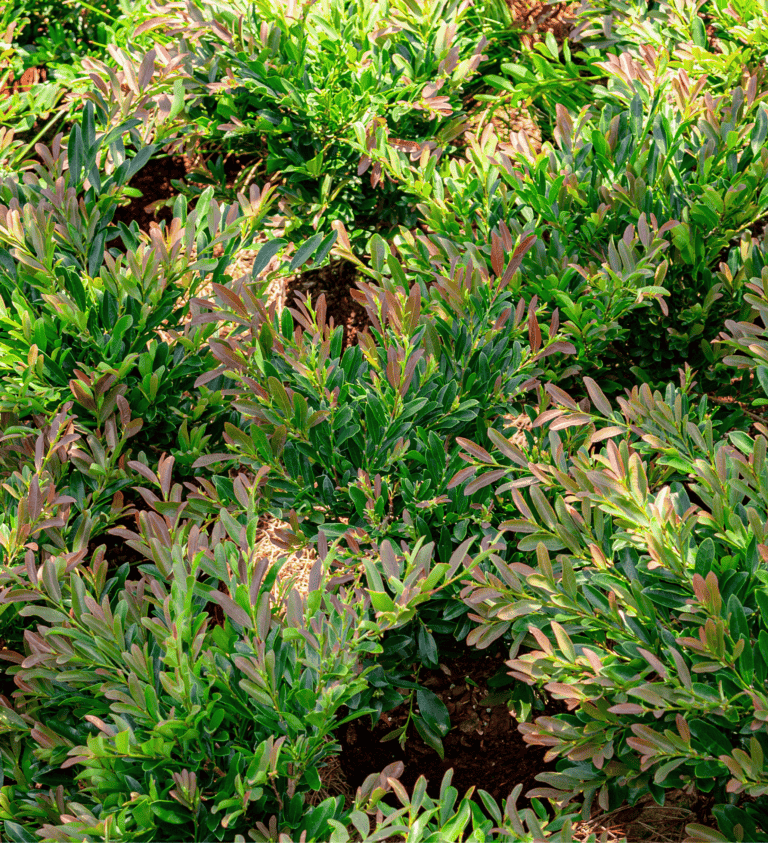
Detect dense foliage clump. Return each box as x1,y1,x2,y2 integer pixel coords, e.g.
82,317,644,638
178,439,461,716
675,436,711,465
1,0,768,840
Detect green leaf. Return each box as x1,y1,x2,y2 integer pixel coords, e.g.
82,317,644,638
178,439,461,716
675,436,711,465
726,594,749,641
284,712,305,732
413,715,445,759
295,688,316,709
544,31,559,59
755,589,768,628
369,591,397,613
757,366,768,399
695,538,715,577
290,232,325,271
683,825,729,843
417,625,438,668
441,799,471,841
484,74,516,92
169,77,186,120
126,144,157,180
108,314,134,358
312,230,338,267
728,430,754,455
151,803,190,824
653,756,687,784
380,725,407,743
68,124,83,187
3,822,37,843
304,765,322,790
689,719,733,755
83,101,96,150
416,687,450,737
252,238,287,278
751,107,768,157
694,758,726,779
691,15,707,48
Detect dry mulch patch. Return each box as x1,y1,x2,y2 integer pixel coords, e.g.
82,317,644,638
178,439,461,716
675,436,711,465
107,151,371,346
0,65,48,97
506,0,578,44
572,791,714,843
110,151,258,233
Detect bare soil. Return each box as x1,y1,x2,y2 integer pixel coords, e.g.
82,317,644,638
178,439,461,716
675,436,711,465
111,155,189,232
285,260,371,348
338,646,557,805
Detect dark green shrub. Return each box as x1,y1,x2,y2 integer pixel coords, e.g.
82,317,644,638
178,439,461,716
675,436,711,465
189,228,574,559
573,0,768,101
720,261,768,408
364,45,768,392
0,104,276,474
4,0,124,69
457,376,768,839
0,1,166,142
0,476,377,839
0,448,576,841
179,0,486,249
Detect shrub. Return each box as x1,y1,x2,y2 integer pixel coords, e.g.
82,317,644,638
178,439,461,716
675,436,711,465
363,40,768,393
4,0,126,71
188,226,575,559
0,473,378,840
177,0,486,249
573,0,768,101
458,375,768,840
720,261,768,408
0,20,66,142
0,103,277,475
0,1,166,145
4,1,768,839
0,444,590,841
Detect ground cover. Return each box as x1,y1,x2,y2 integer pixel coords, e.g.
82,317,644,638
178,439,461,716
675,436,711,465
1,0,768,840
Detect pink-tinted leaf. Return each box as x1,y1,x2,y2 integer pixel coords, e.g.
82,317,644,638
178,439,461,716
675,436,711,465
608,703,645,715
491,232,503,277
464,469,507,495
212,283,248,317
528,308,542,353
588,426,625,445
191,453,235,469
583,377,613,415
548,413,592,431
487,428,527,466
127,460,157,485
447,465,477,489
545,383,579,409
532,341,577,361
455,437,494,463
208,590,251,628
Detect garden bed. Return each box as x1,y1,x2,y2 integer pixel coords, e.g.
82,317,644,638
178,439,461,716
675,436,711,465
1,0,768,840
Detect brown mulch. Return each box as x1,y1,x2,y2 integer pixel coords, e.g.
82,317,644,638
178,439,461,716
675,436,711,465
458,0,579,161
0,65,48,98
111,154,189,232
573,790,716,843
106,149,370,345
110,151,260,233
506,0,578,44
463,100,544,155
